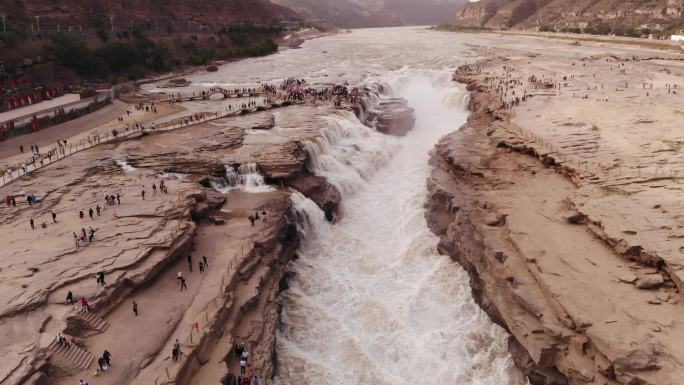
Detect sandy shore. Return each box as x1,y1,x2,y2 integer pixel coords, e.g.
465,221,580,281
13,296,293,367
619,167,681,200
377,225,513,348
426,34,684,385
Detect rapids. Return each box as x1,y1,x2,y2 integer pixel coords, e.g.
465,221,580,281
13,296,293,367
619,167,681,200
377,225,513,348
275,70,528,384
169,27,529,385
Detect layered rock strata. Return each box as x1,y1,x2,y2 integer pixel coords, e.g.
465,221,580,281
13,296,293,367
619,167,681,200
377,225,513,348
0,104,340,385
426,62,684,385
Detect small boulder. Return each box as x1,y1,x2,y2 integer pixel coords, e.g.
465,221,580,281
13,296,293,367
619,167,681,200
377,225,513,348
618,273,638,284
565,211,587,224
655,292,670,302
636,274,664,290
206,65,219,72
614,347,660,373
485,213,508,227
210,216,226,225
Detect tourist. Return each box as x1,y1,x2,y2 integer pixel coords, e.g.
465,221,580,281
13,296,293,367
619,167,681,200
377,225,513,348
252,375,260,385
27,195,32,207
152,183,157,195
172,338,181,362
180,277,187,291
241,349,249,363
172,346,179,362
248,215,255,226
80,298,91,313
30,218,34,229
133,301,138,316
79,210,84,219
88,227,95,242
52,211,57,223
235,343,243,359
239,358,247,375
66,291,74,304
96,271,105,286
89,208,94,219
96,205,101,216
103,350,112,367
97,357,105,372
73,233,80,248
177,271,183,281
116,193,121,204
141,189,145,200
202,256,208,269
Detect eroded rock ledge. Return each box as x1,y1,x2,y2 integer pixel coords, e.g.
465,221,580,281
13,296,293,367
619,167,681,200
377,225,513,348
425,63,684,385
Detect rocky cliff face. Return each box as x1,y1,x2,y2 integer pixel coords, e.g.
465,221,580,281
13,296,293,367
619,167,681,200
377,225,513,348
455,0,684,30
425,61,684,385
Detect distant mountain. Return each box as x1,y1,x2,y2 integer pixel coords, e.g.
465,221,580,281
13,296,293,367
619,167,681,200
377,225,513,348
455,0,684,32
272,0,466,28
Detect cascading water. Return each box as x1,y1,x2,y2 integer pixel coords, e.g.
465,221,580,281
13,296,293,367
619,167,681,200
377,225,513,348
116,159,137,172
300,114,397,195
276,69,528,385
210,162,274,193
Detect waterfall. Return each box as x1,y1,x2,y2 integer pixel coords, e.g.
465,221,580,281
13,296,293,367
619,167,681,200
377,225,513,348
300,114,398,195
290,191,329,240
116,159,137,172
210,162,274,193
276,69,527,385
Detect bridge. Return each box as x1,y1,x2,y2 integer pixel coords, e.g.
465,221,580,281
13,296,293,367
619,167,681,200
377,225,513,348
162,88,265,103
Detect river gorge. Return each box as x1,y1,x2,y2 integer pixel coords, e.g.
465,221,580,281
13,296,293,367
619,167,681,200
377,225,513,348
3,25,683,385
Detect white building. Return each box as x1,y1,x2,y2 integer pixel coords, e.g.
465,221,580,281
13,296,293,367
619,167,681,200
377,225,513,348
671,35,684,42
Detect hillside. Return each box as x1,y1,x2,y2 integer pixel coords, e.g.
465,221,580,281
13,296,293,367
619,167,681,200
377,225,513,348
0,0,298,31
455,0,684,33
0,0,299,83
273,0,466,27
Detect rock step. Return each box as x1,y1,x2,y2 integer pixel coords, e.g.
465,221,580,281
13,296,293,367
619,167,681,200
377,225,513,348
48,340,94,369
78,312,110,332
